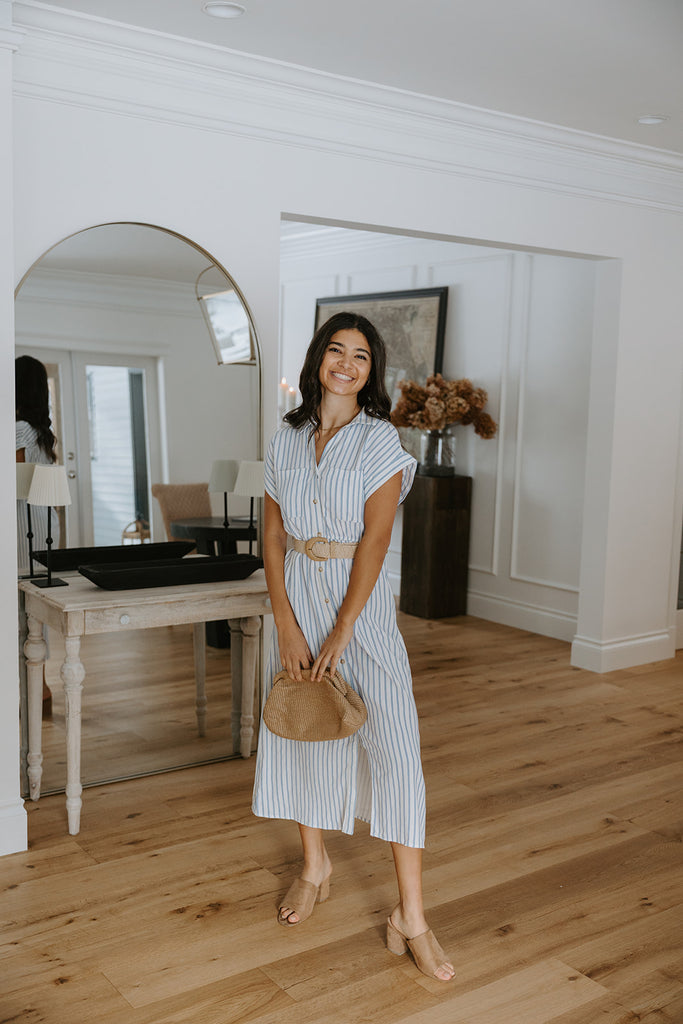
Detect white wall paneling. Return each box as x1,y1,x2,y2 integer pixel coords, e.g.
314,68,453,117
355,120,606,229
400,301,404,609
280,233,595,633
510,254,595,591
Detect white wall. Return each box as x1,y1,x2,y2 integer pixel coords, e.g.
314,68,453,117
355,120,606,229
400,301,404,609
280,232,595,638
3,3,683,853
1,2,27,855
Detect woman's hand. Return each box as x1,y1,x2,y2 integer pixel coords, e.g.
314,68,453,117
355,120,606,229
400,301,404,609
311,619,354,681
278,620,313,681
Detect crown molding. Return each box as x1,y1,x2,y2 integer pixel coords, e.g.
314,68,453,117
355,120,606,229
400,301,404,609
17,266,197,317
0,25,25,51
12,1,683,213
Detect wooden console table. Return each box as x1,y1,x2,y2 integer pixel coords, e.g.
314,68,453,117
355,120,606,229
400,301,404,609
400,474,472,618
18,571,270,835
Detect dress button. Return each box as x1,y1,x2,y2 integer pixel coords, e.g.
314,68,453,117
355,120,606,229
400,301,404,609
325,598,329,604
318,566,323,572
313,498,317,503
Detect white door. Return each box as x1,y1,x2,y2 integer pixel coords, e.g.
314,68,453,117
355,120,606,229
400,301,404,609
71,353,162,547
16,347,162,547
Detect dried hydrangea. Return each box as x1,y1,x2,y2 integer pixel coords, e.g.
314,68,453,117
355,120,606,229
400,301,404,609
390,374,497,438
473,412,497,439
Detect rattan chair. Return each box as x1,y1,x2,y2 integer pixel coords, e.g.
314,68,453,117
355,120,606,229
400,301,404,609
151,482,211,545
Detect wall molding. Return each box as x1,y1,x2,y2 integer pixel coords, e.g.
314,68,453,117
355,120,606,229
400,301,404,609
0,798,27,856
467,589,577,644
18,267,198,318
571,630,675,673
12,2,683,214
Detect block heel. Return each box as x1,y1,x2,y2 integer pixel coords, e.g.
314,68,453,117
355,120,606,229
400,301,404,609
386,917,408,955
386,913,454,981
318,876,331,903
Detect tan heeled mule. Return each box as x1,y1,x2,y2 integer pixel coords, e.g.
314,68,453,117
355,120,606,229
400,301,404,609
277,875,331,927
386,915,454,981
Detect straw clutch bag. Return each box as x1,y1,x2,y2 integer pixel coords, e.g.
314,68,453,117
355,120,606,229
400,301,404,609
263,668,367,742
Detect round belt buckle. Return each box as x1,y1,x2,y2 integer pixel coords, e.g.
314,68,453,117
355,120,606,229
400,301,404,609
304,535,329,561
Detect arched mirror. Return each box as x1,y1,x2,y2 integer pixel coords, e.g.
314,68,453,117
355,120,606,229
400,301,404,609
15,223,262,794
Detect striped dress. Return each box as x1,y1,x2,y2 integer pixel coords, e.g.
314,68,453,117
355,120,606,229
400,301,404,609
251,409,426,848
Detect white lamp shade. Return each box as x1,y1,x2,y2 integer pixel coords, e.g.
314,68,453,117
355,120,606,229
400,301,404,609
16,463,36,500
208,459,239,493
27,464,72,507
233,460,265,498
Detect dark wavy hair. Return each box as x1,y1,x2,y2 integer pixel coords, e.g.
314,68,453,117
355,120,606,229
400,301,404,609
15,355,57,463
284,311,392,432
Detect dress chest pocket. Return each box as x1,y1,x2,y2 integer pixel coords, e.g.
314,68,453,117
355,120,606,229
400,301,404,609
277,468,312,519
320,469,363,524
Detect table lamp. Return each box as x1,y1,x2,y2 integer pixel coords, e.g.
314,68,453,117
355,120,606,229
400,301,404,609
27,465,72,588
208,459,239,530
233,460,264,556
16,463,38,578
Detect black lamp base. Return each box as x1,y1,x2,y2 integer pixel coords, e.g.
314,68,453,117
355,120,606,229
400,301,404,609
31,577,68,588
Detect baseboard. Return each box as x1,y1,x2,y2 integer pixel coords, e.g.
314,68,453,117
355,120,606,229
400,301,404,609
571,630,675,673
467,591,577,643
0,799,27,857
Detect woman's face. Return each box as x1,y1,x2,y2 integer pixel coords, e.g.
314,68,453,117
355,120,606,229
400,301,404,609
318,329,372,400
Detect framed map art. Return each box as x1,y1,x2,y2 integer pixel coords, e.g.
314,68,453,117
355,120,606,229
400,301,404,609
314,287,449,406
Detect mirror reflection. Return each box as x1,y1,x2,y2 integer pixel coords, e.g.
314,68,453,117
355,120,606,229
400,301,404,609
15,223,262,794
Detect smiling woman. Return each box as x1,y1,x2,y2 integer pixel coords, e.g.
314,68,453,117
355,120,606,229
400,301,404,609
15,222,263,790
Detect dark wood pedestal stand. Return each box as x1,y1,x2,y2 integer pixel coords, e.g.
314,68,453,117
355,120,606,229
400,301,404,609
399,473,472,618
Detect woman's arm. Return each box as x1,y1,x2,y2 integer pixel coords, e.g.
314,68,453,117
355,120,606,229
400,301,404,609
311,470,402,680
263,492,313,681
16,448,25,462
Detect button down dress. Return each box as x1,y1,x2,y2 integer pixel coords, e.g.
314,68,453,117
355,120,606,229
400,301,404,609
252,410,426,848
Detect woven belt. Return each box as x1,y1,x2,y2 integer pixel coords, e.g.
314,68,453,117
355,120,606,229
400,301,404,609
289,534,358,561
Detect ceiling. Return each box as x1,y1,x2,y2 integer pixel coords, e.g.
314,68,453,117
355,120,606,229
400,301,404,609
29,0,683,154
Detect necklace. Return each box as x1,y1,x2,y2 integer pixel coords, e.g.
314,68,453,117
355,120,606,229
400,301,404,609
317,408,360,434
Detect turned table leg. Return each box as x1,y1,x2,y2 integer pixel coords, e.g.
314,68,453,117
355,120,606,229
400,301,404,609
192,622,207,736
227,618,243,754
228,615,261,759
24,613,47,801
62,635,85,835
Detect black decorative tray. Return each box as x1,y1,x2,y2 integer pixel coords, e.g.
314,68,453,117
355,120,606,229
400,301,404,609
78,554,263,590
34,541,195,571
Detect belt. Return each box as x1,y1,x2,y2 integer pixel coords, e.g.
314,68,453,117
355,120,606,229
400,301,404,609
289,534,358,561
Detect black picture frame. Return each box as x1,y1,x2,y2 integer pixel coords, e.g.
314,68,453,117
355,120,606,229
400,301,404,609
314,287,448,404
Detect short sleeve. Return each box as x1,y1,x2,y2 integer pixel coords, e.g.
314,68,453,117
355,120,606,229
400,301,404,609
362,420,416,505
15,420,33,452
263,434,278,502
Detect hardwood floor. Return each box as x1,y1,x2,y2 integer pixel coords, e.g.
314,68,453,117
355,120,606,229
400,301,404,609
3,616,682,1024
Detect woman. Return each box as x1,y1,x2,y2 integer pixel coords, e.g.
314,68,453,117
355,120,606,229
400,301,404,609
16,354,59,565
252,312,454,982
16,354,59,715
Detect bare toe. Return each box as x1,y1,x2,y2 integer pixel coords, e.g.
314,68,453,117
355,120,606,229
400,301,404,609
435,962,455,981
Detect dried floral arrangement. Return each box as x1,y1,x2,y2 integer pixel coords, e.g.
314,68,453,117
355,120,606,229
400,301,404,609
391,374,498,439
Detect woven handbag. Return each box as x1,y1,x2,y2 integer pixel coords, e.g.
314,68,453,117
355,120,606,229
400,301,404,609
263,667,367,741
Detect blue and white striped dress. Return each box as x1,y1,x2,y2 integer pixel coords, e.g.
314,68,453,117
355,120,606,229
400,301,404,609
252,409,426,848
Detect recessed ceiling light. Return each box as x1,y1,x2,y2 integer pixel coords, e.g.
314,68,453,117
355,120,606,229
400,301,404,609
637,115,669,126
202,2,246,18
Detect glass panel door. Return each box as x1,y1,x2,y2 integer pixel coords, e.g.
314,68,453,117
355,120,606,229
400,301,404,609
72,353,162,547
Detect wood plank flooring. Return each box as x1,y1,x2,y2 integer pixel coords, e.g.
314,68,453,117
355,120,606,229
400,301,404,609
3,615,682,1024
